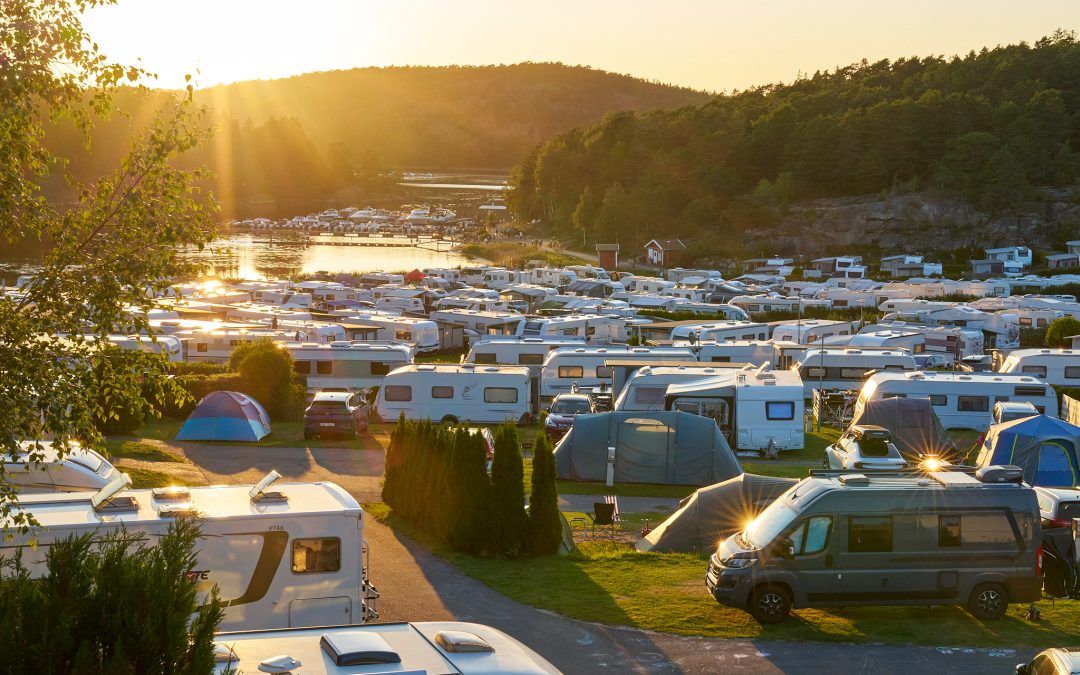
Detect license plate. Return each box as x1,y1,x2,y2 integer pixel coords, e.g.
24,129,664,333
320,422,336,427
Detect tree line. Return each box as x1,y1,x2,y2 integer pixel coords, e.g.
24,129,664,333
508,31,1080,255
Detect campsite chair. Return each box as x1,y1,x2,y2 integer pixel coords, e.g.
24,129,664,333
589,502,617,540
603,494,622,525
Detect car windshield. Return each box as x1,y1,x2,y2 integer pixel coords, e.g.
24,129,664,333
860,438,891,458
311,400,346,411
744,498,799,549
551,399,591,415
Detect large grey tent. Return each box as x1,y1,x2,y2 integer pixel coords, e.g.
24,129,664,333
636,473,798,553
553,411,741,486
849,396,957,459
976,415,1080,487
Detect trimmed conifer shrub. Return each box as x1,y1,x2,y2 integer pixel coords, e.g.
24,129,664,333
527,431,562,556
488,424,527,557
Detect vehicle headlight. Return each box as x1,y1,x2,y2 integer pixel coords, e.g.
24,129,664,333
721,556,755,569
545,417,557,427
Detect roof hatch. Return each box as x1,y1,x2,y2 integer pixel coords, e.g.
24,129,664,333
92,472,136,512
434,630,495,653
249,470,288,504
319,631,401,667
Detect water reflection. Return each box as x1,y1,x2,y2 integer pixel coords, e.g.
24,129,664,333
182,235,481,279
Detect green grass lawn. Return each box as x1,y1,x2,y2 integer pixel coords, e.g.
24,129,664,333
104,439,183,463
120,418,378,450
124,466,192,489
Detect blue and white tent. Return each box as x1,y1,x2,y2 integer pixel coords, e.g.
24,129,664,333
175,391,271,442
975,415,1080,487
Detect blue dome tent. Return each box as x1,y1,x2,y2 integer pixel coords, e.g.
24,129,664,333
975,415,1080,487
175,391,272,442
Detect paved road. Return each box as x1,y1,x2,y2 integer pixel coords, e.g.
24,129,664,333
170,443,1036,674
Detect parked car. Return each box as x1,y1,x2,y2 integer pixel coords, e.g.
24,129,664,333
545,392,596,441
1035,486,1080,528
912,353,950,370
1017,648,1080,675
303,391,369,440
994,400,1040,425
958,354,993,372
823,425,908,470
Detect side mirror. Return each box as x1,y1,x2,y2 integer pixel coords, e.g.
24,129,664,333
771,537,794,559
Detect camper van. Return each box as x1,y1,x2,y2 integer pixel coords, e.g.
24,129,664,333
664,366,806,451
5,441,118,493
464,336,587,374
670,320,769,343
770,320,852,344
792,348,917,398
998,349,1080,388
707,467,1043,623
375,364,534,425
286,342,414,394
855,371,1059,430
6,473,379,631
540,346,697,399
210,622,560,675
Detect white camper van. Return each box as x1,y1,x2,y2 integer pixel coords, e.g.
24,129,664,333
792,348,917,398
855,371,1059,430
6,473,378,631
997,348,1080,388
540,346,696,398
375,364,534,425
664,365,806,451
287,342,414,394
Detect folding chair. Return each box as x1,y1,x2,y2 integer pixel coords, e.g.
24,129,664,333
588,502,617,540
603,494,621,525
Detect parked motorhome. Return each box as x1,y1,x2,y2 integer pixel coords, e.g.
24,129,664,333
664,365,806,451
459,265,494,286
623,276,676,294
5,441,118,493
792,348,917,398
331,312,440,352
872,322,984,360
178,328,305,363
614,365,743,412
253,319,346,344
429,309,525,337
211,621,560,675
998,349,1080,388
99,333,184,363
375,296,427,315
286,342,414,394
855,371,1059,430
670,320,769,343
844,328,927,353
360,272,405,286
708,468,1043,623
482,268,527,290
540,346,696,398
375,364,534,425
6,473,378,631
464,336,587,374
567,264,613,282
529,267,576,288
519,314,627,342
677,340,780,367
770,320,852,344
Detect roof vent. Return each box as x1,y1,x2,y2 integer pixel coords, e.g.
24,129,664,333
434,630,495,653
838,474,870,486
92,472,136,512
320,631,401,667
212,642,238,665
152,486,191,502
257,654,302,673
158,503,196,518
249,470,288,504
976,465,1025,484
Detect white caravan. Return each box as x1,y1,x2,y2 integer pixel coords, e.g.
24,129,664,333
6,473,378,631
998,348,1080,388
98,333,184,363
540,346,696,398
529,267,577,288
459,265,494,286
614,365,743,412
520,315,627,342
678,340,781,367
792,348,917,397
179,328,305,363
855,371,1059,430
664,365,806,451
4,441,118,493
211,622,559,675
464,336,587,373
770,319,853,344
429,309,525,337
253,319,346,344
360,272,405,286
623,276,676,294
286,342,414,394
670,320,769,343
332,312,440,352
376,364,534,425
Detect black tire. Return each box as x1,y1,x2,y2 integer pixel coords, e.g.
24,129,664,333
749,584,792,624
967,582,1008,620
441,415,458,426
823,453,830,469
303,431,313,441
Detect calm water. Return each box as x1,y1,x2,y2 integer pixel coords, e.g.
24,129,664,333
183,235,483,279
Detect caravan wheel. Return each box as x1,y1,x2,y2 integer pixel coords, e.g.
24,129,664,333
441,415,459,426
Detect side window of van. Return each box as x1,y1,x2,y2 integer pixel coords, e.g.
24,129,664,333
848,516,892,553
957,396,988,412
1066,366,1080,380
790,516,832,556
384,385,412,402
519,353,544,365
292,537,341,574
558,366,584,378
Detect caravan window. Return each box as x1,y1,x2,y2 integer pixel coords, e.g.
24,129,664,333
1036,443,1076,487
196,343,208,353
929,394,947,406
1021,365,1047,378
292,537,341,573
484,387,518,403
1015,386,1046,397
558,366,584,378
518,353,544,365
805,367,825,379
315,361,332,375
395,330,412,341
957,396,988,412
370,361,391,376
384,385,412,402
474,353,497,364
765,401,795,421
596,365,613,379
840,368,867,379
633,387,666,405
848,516,892,553
431,386,453,399
294,361,311,375
1066,366,1080,379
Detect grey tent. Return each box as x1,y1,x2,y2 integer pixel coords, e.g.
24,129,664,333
976,415,1080,487
636,473,798,553
849,396,957,459
553,411,741,486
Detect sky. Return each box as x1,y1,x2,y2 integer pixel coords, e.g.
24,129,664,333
83,0,1080,92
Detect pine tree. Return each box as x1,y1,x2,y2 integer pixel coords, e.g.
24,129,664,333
528,432,563,556
488,424,527,557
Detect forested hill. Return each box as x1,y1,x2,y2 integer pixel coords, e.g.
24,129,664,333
508,32,1080,258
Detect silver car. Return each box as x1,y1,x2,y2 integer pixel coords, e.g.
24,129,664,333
823,425,908,470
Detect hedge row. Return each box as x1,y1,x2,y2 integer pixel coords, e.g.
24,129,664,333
382,420,561,557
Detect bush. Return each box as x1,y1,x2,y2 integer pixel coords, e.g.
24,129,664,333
168,361,229,376
1046,316,1080,348
489,424,527,557
228,338,307,421
527,432,562,556
0,517,223,674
